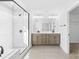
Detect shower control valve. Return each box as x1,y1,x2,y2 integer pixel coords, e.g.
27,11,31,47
19,30,23,33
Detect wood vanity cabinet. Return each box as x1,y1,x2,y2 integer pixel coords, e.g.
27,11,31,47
37,34,42,45
48,34,60,45
32,33,60,46
32,34,38,45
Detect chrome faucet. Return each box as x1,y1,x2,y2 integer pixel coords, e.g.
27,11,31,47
0,46,4,57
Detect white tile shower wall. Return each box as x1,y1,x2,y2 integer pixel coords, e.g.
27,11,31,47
13,12,28,48
0,3,13,55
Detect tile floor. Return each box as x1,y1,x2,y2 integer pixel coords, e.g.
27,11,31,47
24,45,79,59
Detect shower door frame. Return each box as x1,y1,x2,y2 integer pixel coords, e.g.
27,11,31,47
0,0,30,54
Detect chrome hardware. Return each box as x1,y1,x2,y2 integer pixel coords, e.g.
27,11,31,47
0,46,4,57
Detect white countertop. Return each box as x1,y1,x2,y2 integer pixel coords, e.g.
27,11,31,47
31,32,60,34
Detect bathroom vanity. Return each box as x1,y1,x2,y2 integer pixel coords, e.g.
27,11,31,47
32,33,60,46
31,13,60,46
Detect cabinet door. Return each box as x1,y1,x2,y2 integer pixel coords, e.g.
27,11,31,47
46,34,49,44
32,34,38,45
48,34,55,45
41,34,46,44
41,34,44,44
54,34,60,44
48,34,60,45
37,34,42,45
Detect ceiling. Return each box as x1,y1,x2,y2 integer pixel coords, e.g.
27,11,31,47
70,5,79,15
0,1,25,14
15,0,79,14
0,0,78,15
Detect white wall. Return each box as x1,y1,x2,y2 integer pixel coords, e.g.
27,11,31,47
0,2,13,55
60,12,69,54
15,0,78,14
70,14,79,43
31,14,60,33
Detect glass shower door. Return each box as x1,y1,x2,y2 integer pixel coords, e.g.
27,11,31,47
12,2,29,49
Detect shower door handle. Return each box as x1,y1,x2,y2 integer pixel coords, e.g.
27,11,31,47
0,46,4,57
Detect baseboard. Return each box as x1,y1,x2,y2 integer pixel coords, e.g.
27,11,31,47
70,43,79,44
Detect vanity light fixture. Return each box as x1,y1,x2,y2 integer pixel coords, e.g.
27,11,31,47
48,16,58,18
32,16,44,18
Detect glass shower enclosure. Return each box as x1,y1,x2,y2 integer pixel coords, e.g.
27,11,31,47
0,1,29,58
12,1,29,48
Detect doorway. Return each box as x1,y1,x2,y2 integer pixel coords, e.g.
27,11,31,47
69,5,79,54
